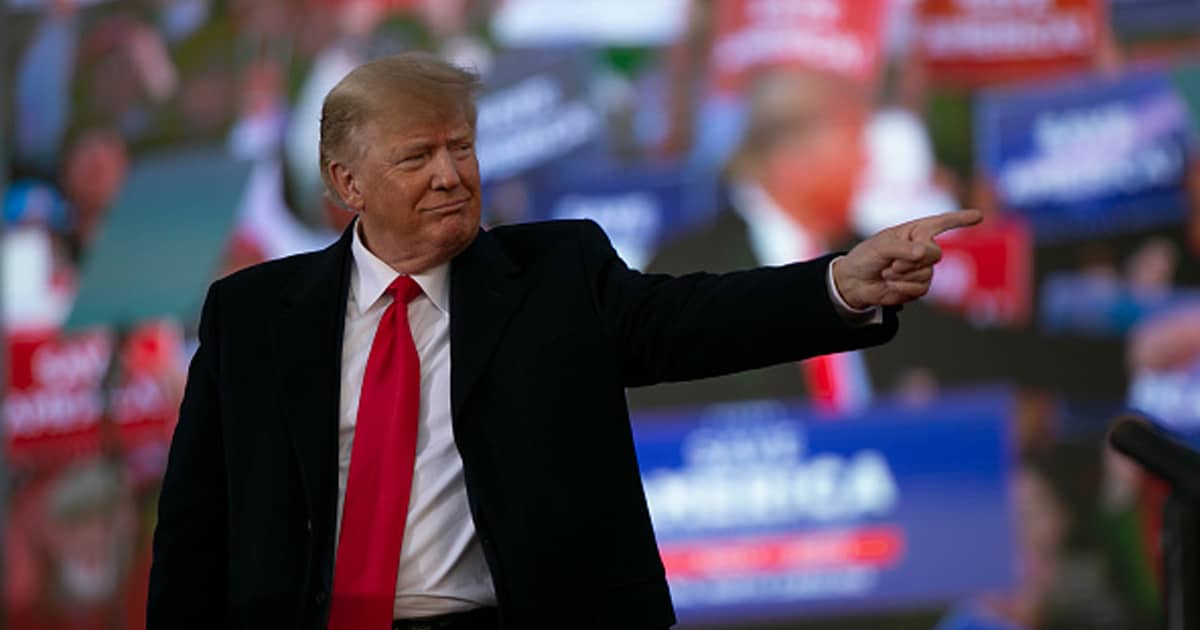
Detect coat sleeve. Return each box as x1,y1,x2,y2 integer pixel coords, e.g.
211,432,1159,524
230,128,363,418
573,220,900,388
147,282,229,628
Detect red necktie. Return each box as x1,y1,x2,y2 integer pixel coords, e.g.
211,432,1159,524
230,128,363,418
329,276,423,629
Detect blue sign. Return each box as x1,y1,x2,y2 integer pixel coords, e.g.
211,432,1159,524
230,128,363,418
632,389,1018,624
977,70,1194,242
1110,0,1200,40
1131,356,1200,437
528,162,718,270
476,48,605,183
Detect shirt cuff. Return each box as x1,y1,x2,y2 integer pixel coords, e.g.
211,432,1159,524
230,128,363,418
827,256,883,327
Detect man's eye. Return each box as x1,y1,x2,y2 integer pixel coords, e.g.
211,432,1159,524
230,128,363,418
454,143,474,154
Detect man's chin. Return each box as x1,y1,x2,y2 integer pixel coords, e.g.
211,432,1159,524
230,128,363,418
429,214,480,257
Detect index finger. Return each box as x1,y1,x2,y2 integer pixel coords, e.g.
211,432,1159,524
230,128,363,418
908,209,984,241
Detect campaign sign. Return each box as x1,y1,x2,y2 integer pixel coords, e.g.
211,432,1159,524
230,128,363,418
528,162,717,270
476,48,605,183
916,0,1104,86
977,69,1194,242
110,320,186,453
1130,358,1200,436
632,390,1017,624
712,0,886,91
5,329,112,462
1110,0,1200,41
5,322,183,466
927,217,1033,327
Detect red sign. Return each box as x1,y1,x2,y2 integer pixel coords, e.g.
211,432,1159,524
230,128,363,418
927,216,1033,326
5,322,184,465
660,526,906,579
712,0,886,91
915,0,1105,86
5,329,112,462
113,321,186,452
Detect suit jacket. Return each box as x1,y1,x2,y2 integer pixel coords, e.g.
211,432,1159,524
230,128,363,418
636,209,1129,408
628,209,827,410
147,219,899,630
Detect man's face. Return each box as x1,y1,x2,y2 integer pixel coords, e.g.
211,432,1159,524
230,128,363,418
761,107,865,243
342,107,482,269
64,132,128,243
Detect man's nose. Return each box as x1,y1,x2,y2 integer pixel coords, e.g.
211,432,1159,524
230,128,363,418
430,149,462,190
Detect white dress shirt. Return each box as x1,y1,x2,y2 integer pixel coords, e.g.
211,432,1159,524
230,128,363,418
337,224,496,619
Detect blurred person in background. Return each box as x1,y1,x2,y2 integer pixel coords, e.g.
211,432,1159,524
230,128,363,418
935,462,1068,630
7,459,139,630
634,68,877,413
937,453,1142,630
1040,237,1189,337
12,0,81,175
226,54,339,265
2,181,78,331
3,127,126,332
61,128,129,259
148,51,980,630
71,10,180,148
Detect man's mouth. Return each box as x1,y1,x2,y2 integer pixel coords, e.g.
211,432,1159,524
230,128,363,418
423,199,469,214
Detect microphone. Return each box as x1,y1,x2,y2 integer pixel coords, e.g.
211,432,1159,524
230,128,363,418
1109,415,1200,501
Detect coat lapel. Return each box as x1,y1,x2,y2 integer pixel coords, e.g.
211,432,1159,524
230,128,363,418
268,223,521,544
449,229,523,421
271,224,353,527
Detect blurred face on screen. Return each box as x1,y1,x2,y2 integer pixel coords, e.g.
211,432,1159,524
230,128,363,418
63,130,129,245
742,71,867,244
760,106,866,243
336,105,481,272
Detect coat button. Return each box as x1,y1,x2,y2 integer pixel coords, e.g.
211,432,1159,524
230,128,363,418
314,590,327,606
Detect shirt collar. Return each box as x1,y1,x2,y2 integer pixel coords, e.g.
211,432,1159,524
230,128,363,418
350,220,450,314
728,180,821,265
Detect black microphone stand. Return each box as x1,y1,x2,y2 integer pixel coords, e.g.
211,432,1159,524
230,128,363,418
1109,416,1200,630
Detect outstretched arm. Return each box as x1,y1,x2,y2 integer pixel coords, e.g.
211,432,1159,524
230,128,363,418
578,210,982,388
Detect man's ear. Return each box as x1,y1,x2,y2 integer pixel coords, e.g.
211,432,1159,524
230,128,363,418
329,161,364,212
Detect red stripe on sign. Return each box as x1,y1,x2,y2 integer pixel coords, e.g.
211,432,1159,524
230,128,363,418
659,526,905,579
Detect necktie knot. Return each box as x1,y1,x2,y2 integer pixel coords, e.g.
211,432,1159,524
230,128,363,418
386,275,422,305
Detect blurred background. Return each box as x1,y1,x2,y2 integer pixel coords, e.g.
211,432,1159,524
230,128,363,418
5,0,1200,628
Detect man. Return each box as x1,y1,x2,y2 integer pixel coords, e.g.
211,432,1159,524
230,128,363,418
148,53,981,630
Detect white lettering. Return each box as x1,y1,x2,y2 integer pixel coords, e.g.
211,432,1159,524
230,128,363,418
921,13,1092,58
714,26,867,76
30,335,111,389
4,389,103,438
746,0,840,23
645,422,899,533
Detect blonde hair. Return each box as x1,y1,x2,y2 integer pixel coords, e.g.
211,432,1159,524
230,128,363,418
318,52,482,202
725,69,867,179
